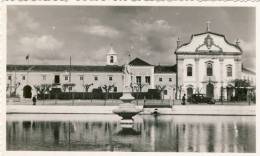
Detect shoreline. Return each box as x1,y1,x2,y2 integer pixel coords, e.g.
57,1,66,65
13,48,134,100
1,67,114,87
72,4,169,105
6,105,256,116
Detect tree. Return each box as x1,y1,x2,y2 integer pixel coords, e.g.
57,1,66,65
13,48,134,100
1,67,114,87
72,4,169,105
83,83,93,92
102,84,115,105
136,83,147,93
34,84,52,99
62,83,76,92
176,85,183,100
156,84,167,101
230,79,251,101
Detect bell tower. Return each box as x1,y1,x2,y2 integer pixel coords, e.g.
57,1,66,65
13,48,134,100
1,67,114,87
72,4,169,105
106,45,118,65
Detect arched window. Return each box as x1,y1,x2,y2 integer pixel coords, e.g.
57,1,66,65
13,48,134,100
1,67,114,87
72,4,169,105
226,65,232,77
207,63,213,76
110,56,114,63
187,65,192,76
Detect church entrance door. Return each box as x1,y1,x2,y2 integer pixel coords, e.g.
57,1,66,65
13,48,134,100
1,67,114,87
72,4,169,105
187,87,193,98
23,85,32,98
227,87,233,101
206,83,214,98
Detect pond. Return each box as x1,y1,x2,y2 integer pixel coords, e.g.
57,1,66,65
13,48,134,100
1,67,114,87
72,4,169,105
6,114,255,152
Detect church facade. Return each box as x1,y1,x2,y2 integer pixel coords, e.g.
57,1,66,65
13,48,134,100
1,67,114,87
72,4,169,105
175,28,255,100
6,27,255,101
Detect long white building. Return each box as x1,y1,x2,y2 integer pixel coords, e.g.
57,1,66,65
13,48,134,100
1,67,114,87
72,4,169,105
6,27,255,100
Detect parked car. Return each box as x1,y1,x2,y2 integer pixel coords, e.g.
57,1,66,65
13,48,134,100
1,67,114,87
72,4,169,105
187,94,215,104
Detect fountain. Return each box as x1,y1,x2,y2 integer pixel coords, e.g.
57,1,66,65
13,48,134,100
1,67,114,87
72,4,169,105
113,63,142,128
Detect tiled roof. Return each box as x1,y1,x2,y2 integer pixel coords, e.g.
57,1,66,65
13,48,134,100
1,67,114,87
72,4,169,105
242,66,255,75
154,65,177,73
7,65,123,73
129,58,152,66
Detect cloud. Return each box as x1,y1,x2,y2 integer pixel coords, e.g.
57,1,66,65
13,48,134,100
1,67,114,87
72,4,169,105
17,35,65,62
132,19,173,34
8,10,40,35
239,39,256,70
19,35,63,51
79,18,120,38
130,19,176,53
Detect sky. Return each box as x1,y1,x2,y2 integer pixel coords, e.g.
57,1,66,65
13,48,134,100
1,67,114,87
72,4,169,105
7,6,256,70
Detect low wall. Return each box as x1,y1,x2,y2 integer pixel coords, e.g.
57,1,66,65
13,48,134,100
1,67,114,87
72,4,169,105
6,105,255,116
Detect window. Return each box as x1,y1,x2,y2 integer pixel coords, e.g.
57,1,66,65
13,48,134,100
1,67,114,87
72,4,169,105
114,87,117,92
94,76,98,81
22,75,26,80
54,75,60,84
187,65,192,76
136,76,141,84
145,76,150,84
69,86,72,91
207,63,213,76
109,76,113,81
164,90,168,95
110,56,114,63
65,75,68,81
159,77,162,82
227,66,232,77
169,78,172,82
42,75,46,81
80,75,84,80
8,75,11,80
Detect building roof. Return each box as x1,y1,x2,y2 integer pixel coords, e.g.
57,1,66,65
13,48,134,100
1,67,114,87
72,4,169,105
7,65,123,73
176,31,242,55
154,65,177,73
242,66,255,75
129,58,152,66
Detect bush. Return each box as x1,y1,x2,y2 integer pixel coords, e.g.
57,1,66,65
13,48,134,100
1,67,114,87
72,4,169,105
37,89,160,100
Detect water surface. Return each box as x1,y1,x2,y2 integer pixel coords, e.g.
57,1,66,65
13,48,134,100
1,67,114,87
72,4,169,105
6,114,255,152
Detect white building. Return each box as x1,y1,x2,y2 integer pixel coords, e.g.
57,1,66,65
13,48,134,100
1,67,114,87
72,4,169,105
175,27,255,100
6,47,176,100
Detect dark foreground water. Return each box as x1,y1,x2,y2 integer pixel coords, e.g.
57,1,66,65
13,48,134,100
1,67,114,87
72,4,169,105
6,114,255,152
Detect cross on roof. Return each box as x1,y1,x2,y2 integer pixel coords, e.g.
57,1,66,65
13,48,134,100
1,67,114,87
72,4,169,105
206,21,211,32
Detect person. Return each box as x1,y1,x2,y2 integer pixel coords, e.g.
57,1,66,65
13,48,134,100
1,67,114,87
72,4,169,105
182,94,186,105
32,96,37,105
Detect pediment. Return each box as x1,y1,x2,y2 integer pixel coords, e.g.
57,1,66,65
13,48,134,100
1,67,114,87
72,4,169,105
176,32,242,54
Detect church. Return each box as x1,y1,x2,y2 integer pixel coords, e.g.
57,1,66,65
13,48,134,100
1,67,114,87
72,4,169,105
6,26,255,101
175,25,255,100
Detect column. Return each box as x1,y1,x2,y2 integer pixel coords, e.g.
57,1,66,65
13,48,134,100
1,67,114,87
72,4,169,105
177,57,184,99
219,57,224,100
195,57,199,92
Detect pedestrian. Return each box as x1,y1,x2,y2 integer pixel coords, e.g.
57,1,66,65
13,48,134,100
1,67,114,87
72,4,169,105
32,96,37,105
182,94,186,105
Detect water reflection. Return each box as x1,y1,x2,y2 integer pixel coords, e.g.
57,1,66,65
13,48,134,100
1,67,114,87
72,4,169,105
6,115,255,152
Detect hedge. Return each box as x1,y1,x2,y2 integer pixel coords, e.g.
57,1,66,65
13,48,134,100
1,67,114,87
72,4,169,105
37,90,160,100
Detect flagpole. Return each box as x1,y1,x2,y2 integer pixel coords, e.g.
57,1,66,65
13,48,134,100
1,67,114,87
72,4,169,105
26,54,30,85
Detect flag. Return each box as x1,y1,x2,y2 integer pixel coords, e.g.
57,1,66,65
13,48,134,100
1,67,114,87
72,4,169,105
25,54,29,60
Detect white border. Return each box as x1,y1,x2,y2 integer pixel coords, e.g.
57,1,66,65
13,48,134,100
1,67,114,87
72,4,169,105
1,1,259,156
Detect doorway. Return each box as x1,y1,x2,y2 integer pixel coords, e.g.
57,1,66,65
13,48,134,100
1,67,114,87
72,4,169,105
54,75,60,84
23,85,32,98
206,83,214,98
187,87,193,98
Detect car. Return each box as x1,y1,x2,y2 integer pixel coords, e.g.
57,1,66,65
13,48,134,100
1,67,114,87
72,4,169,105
187,93,215,104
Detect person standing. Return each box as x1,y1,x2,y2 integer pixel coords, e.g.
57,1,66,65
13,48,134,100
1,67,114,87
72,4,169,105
32,96,37,105
182,94,186,105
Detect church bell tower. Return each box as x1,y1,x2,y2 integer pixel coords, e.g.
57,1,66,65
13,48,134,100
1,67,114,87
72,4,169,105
106,45,118,66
